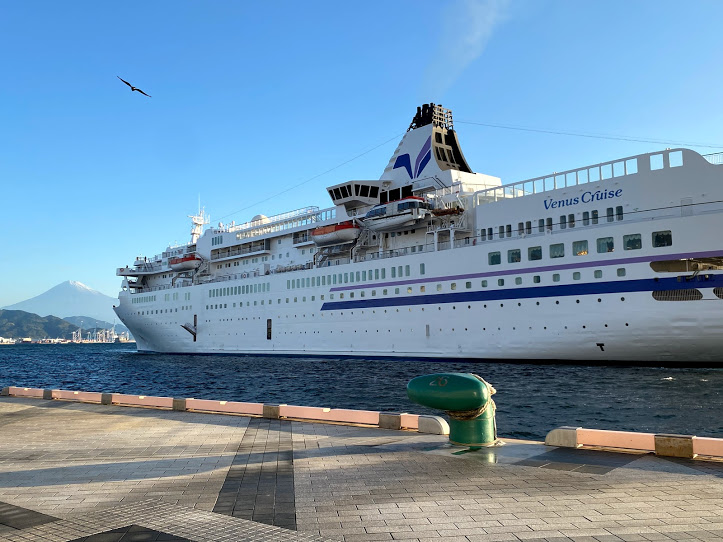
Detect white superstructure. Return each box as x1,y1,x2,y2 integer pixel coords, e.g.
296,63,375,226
114,104,723,362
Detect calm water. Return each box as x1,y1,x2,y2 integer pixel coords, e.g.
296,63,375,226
1,343,721,440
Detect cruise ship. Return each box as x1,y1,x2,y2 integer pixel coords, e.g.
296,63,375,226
114,104,723,362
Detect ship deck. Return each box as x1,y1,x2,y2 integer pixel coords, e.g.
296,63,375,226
1,396,723,542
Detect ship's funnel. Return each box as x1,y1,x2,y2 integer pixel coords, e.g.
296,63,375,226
381,103,472,184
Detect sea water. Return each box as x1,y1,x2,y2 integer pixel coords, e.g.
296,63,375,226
1,343,721,440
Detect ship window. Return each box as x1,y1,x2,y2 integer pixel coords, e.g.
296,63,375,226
546,217,553,232
550,243,565,258
506,224,512,238
333,188,342,200
328,190,336,200
407,287,412,294
517,222,524,235
591,210,599,224
437,284,442,291
488,251,501,265
405,265,410,276
371,290,376,296
480,229,486,241
391,267,396,278
515,277,522,285
624,234,642,250
606,207,614,222
382,289,388,295
332,275,337,285
420,263,425,275
508,249,521,263
553,274,560,282
526,221,532,235
583,211,589,226
338,273,342,283
466,281,472,289
653,230,672,247
597,237,614,253
451,283,457,291
560,215,567,229
568,214,575,228
340,185,350,198
344,273,349,283
488,227,493,239
594,270,603,278
362,271,367,281
436,148,443,161
616,206,624,221
305,278,310,287
498,279,505,286
354,184,360,196
420,285,425,292
370,186,379,198
533,275,541,283
398,266,403,277
389,188,400,201
669,150,683,167
528,246,542,261
379,190,387,203
481,280,488,287
650,154,664,170
573,240,588,256
360,185,370,198
498,226,504,238
617,268,626,277
381,268,386,279
538,219,545,233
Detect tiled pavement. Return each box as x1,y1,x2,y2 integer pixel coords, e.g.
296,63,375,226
2,397,723,541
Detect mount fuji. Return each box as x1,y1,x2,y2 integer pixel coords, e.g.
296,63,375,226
3,281,118,324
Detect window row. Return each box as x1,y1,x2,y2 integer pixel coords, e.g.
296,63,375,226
481,206,626,241
487,231,671,265
208,283,271,298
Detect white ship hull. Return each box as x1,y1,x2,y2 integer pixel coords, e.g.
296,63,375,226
114,104,723,363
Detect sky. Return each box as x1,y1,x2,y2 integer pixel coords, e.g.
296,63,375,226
2,0,723,307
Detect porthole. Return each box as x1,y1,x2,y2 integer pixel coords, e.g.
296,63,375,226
621,297,625,301
555,300,559,305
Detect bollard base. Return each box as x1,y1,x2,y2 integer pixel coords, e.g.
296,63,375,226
448,416,496,447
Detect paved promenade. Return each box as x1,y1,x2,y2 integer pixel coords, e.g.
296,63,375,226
1,397,723,542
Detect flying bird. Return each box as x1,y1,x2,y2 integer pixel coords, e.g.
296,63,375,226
117,76,151,97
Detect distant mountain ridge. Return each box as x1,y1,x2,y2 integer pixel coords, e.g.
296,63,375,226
0,309,87,340
3,281,117,323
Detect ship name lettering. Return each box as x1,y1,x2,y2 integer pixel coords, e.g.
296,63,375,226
544,188,622,210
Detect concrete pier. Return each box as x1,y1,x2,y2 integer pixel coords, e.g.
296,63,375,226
1,396,723,541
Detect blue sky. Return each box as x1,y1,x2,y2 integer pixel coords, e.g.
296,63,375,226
2,0,723,308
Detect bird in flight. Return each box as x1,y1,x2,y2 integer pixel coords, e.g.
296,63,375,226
117,76,151,97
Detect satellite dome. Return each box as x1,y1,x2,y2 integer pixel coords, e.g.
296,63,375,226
252,214,270,224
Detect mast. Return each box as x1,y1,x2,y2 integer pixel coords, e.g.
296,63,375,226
188,208,209,244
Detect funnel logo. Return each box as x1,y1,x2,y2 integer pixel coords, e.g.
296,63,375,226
393,136,431,179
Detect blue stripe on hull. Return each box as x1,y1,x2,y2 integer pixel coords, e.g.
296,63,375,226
320,274,722,311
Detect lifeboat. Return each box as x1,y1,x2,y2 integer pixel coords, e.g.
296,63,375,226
311,221,361,246
169,254,202,271
362,196,431,232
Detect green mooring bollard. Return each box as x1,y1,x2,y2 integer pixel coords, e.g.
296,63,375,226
407,373,497,447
